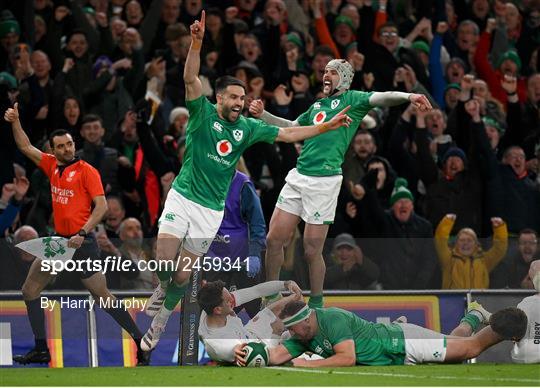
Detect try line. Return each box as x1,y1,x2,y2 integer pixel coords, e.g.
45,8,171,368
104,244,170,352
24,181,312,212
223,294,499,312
271,366,539,384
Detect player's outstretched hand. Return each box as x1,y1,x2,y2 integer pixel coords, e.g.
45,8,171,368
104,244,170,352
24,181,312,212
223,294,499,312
491,217,504,228
409,94,432,112
4,103,19,123
190,10,205,41
249,99,264,118
234,343,248,367
325,105,352,130
285,280,302,298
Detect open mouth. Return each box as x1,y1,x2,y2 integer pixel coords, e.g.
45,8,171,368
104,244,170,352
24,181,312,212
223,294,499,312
231,107,241,113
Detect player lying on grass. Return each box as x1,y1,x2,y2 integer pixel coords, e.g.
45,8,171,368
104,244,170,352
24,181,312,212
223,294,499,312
197,279,302,363
234,300,527,367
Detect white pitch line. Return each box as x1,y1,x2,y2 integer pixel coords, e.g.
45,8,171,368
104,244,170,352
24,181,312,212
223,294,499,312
271,366,540,384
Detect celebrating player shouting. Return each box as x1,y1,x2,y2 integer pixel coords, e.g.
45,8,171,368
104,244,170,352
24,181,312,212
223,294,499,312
141,11,352,351
250,60,433,308
4,105,149,365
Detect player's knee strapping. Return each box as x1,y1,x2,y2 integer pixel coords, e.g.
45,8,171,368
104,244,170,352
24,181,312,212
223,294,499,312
156,269,173,289
460,313,481,332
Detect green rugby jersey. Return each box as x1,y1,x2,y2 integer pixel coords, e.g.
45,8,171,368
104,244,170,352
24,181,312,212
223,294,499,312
283,307,406,366
171,96,279,211
296,90,373,176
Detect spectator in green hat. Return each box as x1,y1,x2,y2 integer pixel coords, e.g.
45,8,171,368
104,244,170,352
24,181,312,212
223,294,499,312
474,21,527,104
411,40,430,67
0,72,17,90
483,116,506,152
444,83,461,112
0,10,21,71
0,11,20,52
333,15,356,50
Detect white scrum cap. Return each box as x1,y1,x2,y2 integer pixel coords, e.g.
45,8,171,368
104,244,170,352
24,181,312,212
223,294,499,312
325,59,355,92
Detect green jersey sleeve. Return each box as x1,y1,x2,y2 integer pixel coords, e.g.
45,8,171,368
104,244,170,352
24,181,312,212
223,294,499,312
246,118,279,145
282,338,308,358
185,95,208,134
295,105,313,126
351,90,374,111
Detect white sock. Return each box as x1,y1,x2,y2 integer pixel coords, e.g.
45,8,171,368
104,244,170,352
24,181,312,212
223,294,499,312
155,306,173,325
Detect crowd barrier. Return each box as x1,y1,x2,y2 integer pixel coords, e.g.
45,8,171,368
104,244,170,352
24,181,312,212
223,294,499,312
0,289,534,368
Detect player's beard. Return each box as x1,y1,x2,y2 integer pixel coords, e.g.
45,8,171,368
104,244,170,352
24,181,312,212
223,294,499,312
323,78,338,96
223,105,242,122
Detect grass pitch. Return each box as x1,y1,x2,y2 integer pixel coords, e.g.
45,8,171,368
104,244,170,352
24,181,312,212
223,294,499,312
1,364,539,386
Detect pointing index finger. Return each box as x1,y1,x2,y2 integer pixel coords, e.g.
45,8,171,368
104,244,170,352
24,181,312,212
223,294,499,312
200,10,205,25
339,105,351,115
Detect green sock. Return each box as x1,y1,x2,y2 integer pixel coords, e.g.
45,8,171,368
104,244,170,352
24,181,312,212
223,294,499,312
163,281,187,311
460,313,481,332
308,294,323,309
156,269,172,289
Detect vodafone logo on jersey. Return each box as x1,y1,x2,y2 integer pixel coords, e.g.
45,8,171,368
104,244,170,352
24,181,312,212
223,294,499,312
313,111,327,124
216,140,232,156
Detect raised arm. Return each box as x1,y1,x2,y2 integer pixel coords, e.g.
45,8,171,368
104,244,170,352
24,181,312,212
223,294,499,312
232,280,301,306
250,99,375,129
275,106,352,143
369,92,432,110
3,103,42,165
249,99,299,127
183,11,205,101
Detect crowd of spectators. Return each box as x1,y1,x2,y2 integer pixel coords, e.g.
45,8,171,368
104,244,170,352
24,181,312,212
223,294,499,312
0,0,539,292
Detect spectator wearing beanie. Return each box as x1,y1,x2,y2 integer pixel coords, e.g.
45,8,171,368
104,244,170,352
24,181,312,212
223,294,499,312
475,19,527,104
435,213,508,289
349,177,437,289
0,10,21,71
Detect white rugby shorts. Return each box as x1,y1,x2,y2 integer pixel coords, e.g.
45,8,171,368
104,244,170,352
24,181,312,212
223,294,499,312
158,189,224,256
398,323,447,365
276,168,342,224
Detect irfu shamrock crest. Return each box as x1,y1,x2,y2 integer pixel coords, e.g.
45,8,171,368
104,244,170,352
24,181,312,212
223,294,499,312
42,237,66,258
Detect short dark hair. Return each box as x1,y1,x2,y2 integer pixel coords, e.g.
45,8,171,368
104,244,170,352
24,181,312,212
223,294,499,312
215,76,246,95
377,21,399,35
81,114,103,126
48,129,72,148
279,300,307,321
355,129,374,139
197,280,226,315
489,307,528,340
66,29,87,44
519,228,538,239
313,45,335,59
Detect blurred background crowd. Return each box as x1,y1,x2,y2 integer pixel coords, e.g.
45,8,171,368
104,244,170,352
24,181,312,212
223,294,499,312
0,0,538,292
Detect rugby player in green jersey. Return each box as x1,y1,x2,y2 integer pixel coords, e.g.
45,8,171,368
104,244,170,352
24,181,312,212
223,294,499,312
250,59,433,309
141,11,353,351
234,300,527,367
